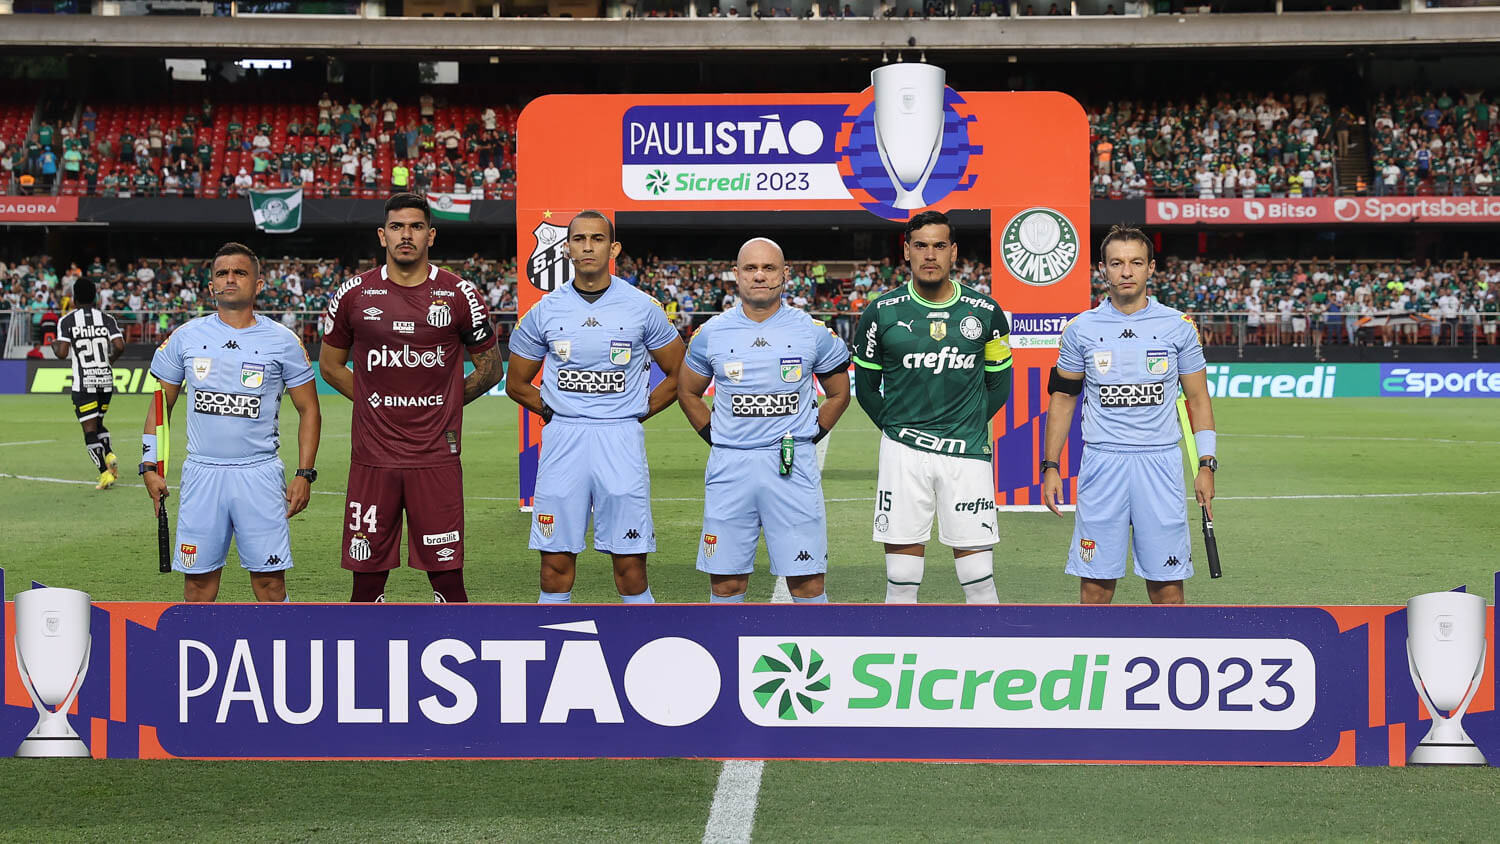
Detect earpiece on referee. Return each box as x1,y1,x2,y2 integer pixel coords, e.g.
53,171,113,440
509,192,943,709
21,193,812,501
1048,367,1083,396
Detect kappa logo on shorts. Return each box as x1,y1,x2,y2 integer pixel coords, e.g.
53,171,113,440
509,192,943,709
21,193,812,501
349,533,372,562
422,531,460,546
1165,556,1181,567
1079,538,1097,563
537,513,555,538
179,543,198,569
265,555,283,567
624,529,641,540
794,550,813,562
703,533,718,557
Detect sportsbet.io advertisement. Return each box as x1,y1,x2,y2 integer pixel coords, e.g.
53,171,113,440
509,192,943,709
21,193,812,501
2,568,1495,763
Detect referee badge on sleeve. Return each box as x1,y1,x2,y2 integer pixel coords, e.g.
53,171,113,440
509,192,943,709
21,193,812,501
240,363,265,389
609,340,632,366
1145,349,1170,376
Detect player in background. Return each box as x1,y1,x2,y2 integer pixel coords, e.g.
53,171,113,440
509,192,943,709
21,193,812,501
1041,225,1216,604
53,278,125,489
852,210,1013,604
506,211,685,604
142,242,321,602
319,193,503,603
678,237,851,603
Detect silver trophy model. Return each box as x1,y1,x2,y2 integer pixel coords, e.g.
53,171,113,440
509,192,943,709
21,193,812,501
871,63,947,211
1405,591,1489,766
13,587,93,758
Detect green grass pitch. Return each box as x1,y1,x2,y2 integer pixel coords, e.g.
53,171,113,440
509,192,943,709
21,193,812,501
0,394,1496,840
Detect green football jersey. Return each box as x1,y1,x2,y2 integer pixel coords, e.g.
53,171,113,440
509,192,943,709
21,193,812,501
852,280,1012,461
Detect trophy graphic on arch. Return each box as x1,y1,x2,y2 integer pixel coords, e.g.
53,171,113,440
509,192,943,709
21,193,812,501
871,63,948,211
1405,591,1489,766
13,587,93,758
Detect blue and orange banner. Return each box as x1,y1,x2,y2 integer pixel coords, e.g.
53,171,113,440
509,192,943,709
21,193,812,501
4,566,1494,763
513,77,1091,509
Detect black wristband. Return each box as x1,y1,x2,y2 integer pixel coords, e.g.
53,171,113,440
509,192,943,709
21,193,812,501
812,425,830,444
697,423,713,445
538,403,554,424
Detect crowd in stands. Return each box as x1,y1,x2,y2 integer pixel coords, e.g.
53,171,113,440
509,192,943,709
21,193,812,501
1369,91,1500,197
0,92,519,200
5,251,1496,353
1088,92,1345,199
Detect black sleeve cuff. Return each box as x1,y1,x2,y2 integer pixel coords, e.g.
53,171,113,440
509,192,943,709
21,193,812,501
697,423,713,445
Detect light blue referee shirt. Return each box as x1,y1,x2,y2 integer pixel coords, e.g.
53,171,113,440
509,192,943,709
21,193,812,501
1057,297,1206,449
150,314,315,464
509,277,679,420
684,305,849,449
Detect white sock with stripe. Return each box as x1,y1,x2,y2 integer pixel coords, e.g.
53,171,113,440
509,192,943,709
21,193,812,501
955,549,998,604
884,553,923,604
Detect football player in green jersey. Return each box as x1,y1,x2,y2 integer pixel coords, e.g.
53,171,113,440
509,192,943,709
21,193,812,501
852,211,1013,604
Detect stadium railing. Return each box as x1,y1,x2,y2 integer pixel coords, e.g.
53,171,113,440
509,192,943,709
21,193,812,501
1182,308,1495,354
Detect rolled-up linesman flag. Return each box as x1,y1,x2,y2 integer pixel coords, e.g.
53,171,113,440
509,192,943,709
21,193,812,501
1176,394,1222,578
155,389,171,574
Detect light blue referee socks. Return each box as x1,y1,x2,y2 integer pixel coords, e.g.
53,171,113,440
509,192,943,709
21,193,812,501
283,594,291,603
710,592,747,603
538,590,572,604
620,587,655,604
791,593,829,604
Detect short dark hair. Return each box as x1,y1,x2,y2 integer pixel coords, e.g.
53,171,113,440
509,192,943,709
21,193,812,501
569,209,616,243
213,241,261,277
905,210,954,242
73,278,96,305
1099,224,1154,264
384,192,431,224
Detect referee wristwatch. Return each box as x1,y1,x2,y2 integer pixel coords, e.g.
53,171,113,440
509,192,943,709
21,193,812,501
1198,457,1218,473
295,468,318,483
138,462,156,477
1039,459,1061,473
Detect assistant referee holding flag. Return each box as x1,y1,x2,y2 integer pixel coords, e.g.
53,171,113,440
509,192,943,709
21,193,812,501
1042,226,1216,605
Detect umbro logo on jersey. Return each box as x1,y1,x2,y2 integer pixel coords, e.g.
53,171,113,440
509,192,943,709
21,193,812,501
751,337,770,348
624,529,641,540
1118,329,1137,339
222,341,240,350
794,550,813,562
581,316,602,327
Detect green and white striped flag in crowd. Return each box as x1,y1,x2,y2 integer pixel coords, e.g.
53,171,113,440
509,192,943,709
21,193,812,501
249,187,303,234
426,191,472,221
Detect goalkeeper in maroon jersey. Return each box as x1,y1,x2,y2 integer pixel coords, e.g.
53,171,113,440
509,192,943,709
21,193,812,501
319,193,504,603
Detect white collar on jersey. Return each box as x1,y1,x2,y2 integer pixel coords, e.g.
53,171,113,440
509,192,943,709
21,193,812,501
379,263,439,281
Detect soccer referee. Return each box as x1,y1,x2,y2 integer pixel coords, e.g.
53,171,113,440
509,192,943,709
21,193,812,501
1042,226,1217,605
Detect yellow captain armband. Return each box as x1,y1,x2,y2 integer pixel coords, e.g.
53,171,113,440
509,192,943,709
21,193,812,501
984,334,1013,371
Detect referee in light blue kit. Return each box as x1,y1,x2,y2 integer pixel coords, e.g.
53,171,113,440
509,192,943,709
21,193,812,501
1041,226,1217,605
506,211,686,604
142,242,322,602
677,237,852,603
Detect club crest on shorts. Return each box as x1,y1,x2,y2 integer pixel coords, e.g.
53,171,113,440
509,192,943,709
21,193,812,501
959,315,984,341
179,543,197,569
875,513,889,533
240,363,265,389
780,357,802,382
349,533,372,562
724,361,743,384
1079,538,1097,563
609,340,632,366
1145,349,1170,376
537,513,555,538
929,320,947,341
552,340,571,362
427,300,452,328
1092,350,1112,374
192,357,212,381
703,533,718,557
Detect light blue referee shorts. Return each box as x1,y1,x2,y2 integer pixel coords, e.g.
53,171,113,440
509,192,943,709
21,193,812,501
174,456,293,574
696,441,827,577
1065,445,1193,582
530,417,655,555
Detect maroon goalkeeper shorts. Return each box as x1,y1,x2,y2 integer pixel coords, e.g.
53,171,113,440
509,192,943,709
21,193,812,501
341,462,464,572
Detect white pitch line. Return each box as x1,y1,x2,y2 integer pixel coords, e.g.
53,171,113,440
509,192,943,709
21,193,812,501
701,575,789,844
1227,433,1500,446
0,440,56,447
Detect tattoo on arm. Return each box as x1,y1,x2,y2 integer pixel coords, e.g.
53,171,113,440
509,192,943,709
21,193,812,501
463,346,504,404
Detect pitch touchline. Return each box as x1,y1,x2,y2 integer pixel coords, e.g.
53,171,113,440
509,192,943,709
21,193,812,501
1228,433,1500,446
0,440,57,447
3,472,1499,505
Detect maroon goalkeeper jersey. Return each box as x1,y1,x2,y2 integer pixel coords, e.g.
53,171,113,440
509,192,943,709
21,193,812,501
322,263,496,467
